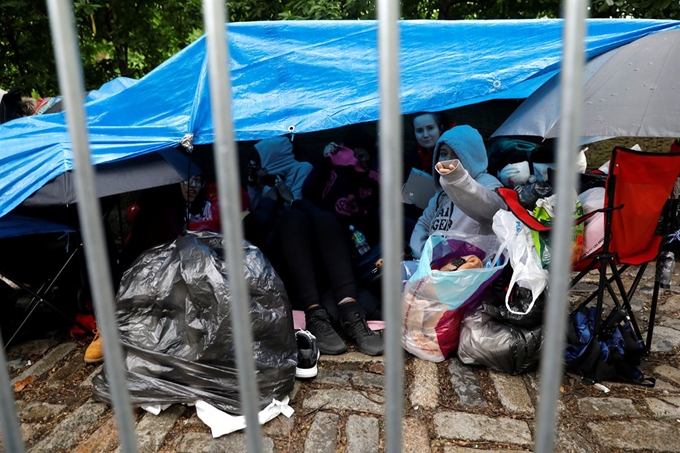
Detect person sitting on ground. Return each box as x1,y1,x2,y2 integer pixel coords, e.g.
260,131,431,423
303,142,381,246
402,112,452,226
410,125,505,259
247,136,312,210
406,112,451,178
243,147,383,356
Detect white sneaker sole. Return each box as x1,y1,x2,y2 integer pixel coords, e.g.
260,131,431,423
295,364,318,379
295,349,320,379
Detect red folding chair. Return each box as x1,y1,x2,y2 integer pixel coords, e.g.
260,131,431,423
498,146,680,353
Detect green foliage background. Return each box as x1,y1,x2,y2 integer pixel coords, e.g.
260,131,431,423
1,0,678,96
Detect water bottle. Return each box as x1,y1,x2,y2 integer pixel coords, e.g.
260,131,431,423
349,225,370,255
656,250,675,289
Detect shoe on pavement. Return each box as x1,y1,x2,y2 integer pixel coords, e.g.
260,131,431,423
84,329,103,364
306,309,347,355
295,330,320,379
341,310,384,356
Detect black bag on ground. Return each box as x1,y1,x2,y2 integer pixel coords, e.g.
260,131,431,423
92,232,297,413
486,265,545,328
458,294,543,375
485,286,545,329
565,306,653,386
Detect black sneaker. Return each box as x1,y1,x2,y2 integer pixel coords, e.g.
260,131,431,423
341,310,384,356
295,330,320,379
306,309,347,355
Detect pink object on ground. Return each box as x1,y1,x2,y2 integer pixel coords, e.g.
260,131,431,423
292,310,385,331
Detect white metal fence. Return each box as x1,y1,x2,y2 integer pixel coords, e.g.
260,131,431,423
0,0,586,451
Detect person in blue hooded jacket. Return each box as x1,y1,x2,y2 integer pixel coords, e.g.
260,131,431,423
409,125,505,259
247,136,313,210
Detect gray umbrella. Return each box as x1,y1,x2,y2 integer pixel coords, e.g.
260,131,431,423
492,28,680,142
21,148,201,207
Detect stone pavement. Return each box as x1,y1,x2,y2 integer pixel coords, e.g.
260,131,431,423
1,267,680,452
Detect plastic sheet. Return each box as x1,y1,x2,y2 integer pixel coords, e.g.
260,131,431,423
458,301,543,375
92,231,297,414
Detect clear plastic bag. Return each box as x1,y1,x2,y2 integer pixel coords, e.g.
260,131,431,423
402,232,506,362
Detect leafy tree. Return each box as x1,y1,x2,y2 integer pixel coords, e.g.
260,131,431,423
1,0,204,97
0,1,54,97
590,0,680,19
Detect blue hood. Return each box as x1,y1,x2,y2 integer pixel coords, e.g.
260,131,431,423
433,125,488,180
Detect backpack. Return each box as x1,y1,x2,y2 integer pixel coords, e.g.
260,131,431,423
565,306,654,386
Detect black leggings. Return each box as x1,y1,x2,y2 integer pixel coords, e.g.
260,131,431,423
276,207,356,310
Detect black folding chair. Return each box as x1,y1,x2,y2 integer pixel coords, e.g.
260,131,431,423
0,213,94,348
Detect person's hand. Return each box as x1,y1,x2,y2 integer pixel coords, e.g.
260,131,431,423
264,186,279,201
323,142,340,157
275,177,294,204
436,161,457,175
255,168,269,189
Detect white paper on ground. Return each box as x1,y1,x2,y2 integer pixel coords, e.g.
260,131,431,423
196,396,294,438
141,403,171,415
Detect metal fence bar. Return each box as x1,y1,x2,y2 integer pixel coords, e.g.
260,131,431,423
0,344,26,452
376,0,404,451
45,1,139,452
201,1,263,452
535,1,587,452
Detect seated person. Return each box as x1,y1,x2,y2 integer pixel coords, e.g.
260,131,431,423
410,125,505,259
406,111,450,179
400,113,452,235
302,143,381,246
188,180,222,232
118,175,214,272
243,175,383,356
247,136,311,209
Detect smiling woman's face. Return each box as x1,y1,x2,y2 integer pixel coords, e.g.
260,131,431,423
413,114,442,150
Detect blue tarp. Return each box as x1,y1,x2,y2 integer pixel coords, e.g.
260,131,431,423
1,19,680,219
84,77,137,103
0,214,74,239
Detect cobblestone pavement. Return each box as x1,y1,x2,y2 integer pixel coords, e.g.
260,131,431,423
2,266,680,452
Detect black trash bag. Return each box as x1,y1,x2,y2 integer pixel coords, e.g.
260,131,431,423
458,299,543,375
486,266,545,328
515,177,552,210
486,286,545,329
92,231,297,414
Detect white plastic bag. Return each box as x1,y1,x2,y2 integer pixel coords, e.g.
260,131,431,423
492,210,549,315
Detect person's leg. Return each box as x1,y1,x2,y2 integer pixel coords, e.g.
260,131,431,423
310,209,383,356
278,209,347,354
